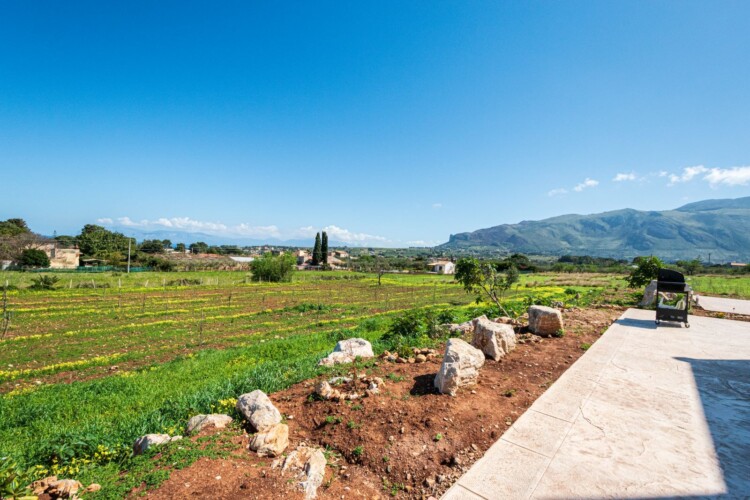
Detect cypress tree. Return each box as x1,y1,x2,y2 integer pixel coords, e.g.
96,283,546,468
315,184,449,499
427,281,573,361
312,232,322,265
321,231,328,264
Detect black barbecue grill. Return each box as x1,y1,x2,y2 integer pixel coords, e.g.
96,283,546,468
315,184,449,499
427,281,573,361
655,268,692,327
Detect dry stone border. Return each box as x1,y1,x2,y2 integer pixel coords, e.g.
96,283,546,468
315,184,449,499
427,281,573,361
30,476,101,499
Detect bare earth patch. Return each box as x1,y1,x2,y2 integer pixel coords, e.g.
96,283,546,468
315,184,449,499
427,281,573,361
137,306,625,499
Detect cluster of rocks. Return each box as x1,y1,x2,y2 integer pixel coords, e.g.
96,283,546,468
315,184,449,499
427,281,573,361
315,374,385,400
30,476,100,499
435,305,564,396
380,347,438,364
318,338,374,366
237,390,289,457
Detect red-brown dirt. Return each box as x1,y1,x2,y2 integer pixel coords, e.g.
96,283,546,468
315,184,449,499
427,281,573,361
137,306,626,500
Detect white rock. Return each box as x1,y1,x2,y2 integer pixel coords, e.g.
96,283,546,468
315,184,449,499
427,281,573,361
470,315,488,330
334,338,374,358
319,338,373,365
133,434,182,456
640,280,658,307
472,317,516,360
236,390,282,432
318,351,355,366
281,446,327,499
528,305,564,337
249,423,289,457
186,414,233,434
434,338,485,396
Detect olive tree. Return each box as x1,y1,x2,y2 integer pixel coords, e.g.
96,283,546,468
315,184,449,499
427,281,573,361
454,257,518,317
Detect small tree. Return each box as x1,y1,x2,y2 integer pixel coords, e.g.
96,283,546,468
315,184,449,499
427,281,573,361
19,249,50,268
251,253,296,282
175,243,186,252
454,257,518,317
627,256,664,288
139,240,166,254
321,231,328,265
676,259,702,276
312,233,322,266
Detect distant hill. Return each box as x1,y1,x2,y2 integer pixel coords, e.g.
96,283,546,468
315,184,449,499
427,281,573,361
440,197,750,262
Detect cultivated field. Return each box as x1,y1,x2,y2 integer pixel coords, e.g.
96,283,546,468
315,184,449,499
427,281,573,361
0,269,740,498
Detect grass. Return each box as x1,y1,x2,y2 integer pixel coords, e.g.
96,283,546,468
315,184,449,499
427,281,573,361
0,269,638,496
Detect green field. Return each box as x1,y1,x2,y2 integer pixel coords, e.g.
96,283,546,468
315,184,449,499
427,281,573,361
1,269,741,497
0,269,594,498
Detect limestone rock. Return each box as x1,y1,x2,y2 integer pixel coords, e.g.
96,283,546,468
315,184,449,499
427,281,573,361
334,337,374,358
279,446,327,499
133,433,182,456
318,351,355,366
318,338,374,366
472,317,516,360
434,338,485,396
249,423,289,457
186,414,233,434
640,280,658,307
528,306,564,337
237,390,282,432
471,315,488,328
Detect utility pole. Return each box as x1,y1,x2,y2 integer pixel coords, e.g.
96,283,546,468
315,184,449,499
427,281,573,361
127,238,132,274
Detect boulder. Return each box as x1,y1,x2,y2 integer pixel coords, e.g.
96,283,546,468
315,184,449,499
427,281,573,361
318,351,355,366
186,414,234,434
639,280,658,307
319,338,374,366
472,317,516,360
434,338,485,396
470,315,488,330
334,337,374,358
279,446,327,499
133,434,182,456
237,390,282,432
528,306,564,337
249,423,289,457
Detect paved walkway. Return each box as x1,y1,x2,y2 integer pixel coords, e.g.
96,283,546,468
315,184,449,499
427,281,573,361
696,295,750,316
443,308,750,499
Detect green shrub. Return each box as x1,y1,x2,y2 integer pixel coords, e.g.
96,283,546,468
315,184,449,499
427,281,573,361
29,275,59,290
627,256,664,288
250,253,296,283
19,249,50,268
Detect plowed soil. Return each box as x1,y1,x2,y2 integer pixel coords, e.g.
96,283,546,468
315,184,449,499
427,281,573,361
138,306,625,500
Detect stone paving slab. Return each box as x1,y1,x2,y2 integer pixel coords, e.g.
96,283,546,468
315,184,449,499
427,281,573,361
696,295,750,315
442,308,750,499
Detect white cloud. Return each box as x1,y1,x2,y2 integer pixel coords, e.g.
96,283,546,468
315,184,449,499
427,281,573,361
99,217,391,245
573,178,599,192
406,240,439,247
703,166,750,187
658,171,669,177
668,165,708,185
547,188,568,197
320,225,388,243
613,172,637,182
432,203,443,209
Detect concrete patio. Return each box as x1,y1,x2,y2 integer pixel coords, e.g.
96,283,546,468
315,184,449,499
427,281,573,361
696,295,750,316
443,308,750,499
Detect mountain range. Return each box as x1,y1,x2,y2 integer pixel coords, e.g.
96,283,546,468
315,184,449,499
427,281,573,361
440,197,750,262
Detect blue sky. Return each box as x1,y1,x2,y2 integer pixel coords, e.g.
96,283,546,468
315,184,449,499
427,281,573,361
2,1,750,246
